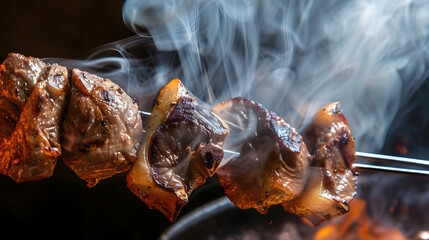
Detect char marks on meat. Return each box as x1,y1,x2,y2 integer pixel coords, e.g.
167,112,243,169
0,53,69,182
0,53,359,225
62,69,143,187
213,97,310,214
282,102,358,226
127,79,229,221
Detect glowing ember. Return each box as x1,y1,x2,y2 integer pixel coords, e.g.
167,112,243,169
0,64,4,77
394,137,409,156
314,199,409,240
414,231,429,240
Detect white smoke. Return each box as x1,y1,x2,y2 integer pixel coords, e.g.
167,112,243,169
122,0,429,152
38,1,429,237
44,36,183,112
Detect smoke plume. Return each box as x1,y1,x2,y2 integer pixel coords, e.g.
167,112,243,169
121,0,429,152
40,0,429,237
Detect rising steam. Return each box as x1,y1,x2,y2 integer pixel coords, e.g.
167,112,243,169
122,0,429,152
38,0,429,237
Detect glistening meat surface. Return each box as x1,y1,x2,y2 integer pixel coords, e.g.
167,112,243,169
127,79,229,221
213,97,310,214
0,53,358,225
61,69,143,187
282,102,358,226
0,53,69,182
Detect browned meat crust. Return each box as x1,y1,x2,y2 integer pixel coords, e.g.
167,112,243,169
0,53,358,225
127,79,229,221
283,102,358,226
0,53,69,182
62,69,143,187
213,97,310,214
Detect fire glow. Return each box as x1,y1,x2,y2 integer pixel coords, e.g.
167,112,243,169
314,199,408,240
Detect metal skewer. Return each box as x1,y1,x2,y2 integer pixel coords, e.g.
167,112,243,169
355,151,429,167
226,149,429,176
139,110,429,176
353,163,429,176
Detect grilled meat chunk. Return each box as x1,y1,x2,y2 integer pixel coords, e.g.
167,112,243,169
127,79,229,221
62,69,143,187
282,102,358,226
213,97,310,214
0,53,69,182
0,96,20,139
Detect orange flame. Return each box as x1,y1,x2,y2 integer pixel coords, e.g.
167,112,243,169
313,199,409,240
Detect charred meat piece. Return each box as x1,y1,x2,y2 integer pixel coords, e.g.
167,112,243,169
62,69,143,187
127,79,229,221
213,97,310,214
282,102,358,226
0,53,69,182
0,96,20,139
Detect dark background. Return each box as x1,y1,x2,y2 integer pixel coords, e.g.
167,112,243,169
0,0,133,59
0,1,225,239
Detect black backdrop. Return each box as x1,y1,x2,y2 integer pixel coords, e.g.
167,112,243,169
0,0,132,59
